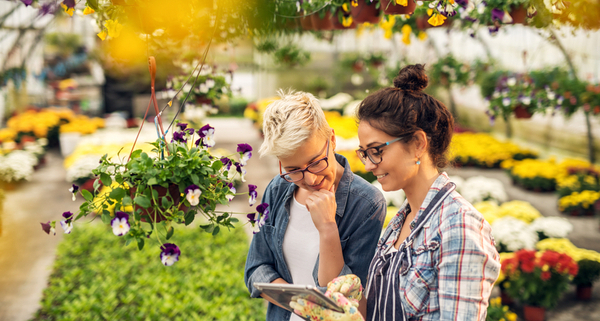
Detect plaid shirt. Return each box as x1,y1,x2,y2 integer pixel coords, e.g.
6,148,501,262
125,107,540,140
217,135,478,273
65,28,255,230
375,173,500,320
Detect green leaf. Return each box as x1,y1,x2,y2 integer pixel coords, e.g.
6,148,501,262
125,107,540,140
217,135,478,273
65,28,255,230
93,179,100,191
108,188,126,200
101,213,112,224
166,226,174,240
230,217,239,223
81,189,93,202
212,226,220,235
137,238,145,250
134,195,151,208
191,173,199,185
147,177,158,185
100,173,112,186
86,0,98,10
184,210,195,225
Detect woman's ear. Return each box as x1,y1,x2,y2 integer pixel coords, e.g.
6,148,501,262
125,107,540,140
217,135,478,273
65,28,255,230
331,129,337,151
413,130,428,158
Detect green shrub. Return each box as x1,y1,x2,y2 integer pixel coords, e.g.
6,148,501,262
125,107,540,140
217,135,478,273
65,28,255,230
33,223,265,321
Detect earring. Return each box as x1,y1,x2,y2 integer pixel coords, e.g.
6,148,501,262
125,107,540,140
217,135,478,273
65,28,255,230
416,157,421,165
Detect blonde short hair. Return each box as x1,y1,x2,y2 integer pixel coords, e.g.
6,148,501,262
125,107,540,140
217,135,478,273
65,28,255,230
259,90,331,158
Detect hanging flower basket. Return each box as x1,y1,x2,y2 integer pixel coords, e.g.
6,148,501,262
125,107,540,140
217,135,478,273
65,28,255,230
332,9,356,29
523,305,545,321
381,0,416,15
509,5,527,24
351,0,381,24
514,104,533,119
311,10,334,30
130,184,188,223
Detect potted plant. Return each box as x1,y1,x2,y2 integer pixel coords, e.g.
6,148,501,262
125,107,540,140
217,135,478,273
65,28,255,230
474,0,531,26
332,2,357,29
167,64,232,109
501,249,578,321
41,123,268,266
428,54,471,87
558,190,600,216
273,43,311,68
572,259,600,301
380,0,416,15
486,297,518,321
346,0,381,24
486,72,561,120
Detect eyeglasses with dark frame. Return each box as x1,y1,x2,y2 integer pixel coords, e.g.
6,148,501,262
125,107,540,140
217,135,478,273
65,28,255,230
279,140,330,183
356,136,406,165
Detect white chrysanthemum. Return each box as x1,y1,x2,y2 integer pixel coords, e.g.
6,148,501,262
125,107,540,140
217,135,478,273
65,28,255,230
491,217,538,252
528,216,573,239
66,155,101,182
371,181,405,207
460,176,507,205
0,150,37,182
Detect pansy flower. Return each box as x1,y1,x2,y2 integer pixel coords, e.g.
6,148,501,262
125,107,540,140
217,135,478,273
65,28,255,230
220,157,232,170
185,128,194,136
111,211,130,236
177,122,188,131
226,182,236,201
237,143,253,166
160,243,181,266
197,124,215,148
21,0,33,6
172,131,187,143
248,184,258,206
235,162,247,182
69,184,79,201
185,184,202,206
60,211,74,234
41,221,56,235
249,203,269,234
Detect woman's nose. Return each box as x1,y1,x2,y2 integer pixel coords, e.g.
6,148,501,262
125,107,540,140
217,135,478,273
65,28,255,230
303,171,319,185
363,159,377,172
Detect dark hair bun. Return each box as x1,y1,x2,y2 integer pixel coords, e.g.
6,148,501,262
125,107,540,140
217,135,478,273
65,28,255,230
393,64,428,92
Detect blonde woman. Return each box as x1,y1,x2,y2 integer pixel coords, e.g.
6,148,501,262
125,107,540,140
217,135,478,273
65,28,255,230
244,91,386,321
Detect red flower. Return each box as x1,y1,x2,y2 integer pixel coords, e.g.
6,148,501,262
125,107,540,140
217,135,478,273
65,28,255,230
541,271,551,281
540,251,560,266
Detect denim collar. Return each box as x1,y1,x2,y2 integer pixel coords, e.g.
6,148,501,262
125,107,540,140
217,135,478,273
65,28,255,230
281,153,353,218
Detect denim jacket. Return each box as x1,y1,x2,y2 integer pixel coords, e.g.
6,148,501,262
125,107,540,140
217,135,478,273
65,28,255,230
244,154,386,321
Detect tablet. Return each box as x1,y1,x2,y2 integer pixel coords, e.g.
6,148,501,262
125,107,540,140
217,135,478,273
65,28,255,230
253,282,344,314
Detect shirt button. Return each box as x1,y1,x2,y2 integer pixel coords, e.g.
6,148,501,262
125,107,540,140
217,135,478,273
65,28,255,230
410,220,416,230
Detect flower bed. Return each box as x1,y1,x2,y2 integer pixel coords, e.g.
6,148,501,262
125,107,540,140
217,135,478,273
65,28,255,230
449,132,537,168
32,223,266,320
501,157,593,192
558,190,600,216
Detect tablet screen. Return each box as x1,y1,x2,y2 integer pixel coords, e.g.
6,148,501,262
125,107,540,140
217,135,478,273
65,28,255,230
253,282,344,314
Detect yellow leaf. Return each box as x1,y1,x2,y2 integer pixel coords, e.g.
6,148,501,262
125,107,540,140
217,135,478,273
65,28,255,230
97,30,107,41
83,6,95,15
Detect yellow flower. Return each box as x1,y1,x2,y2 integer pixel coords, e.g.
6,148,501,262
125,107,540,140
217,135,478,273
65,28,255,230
428,13,446,27
384,206,398,228
496,200,541,223
396,0,408,6
60,3,74,16
506,312,518,321
83,6,95,15
0,128,16,142
352,0,358,7
343,16,353,27
104,19,123,38
418,31,428,41
401,24,412,45
97,30,107,41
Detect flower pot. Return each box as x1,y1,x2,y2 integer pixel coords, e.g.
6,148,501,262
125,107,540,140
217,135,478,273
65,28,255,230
576,284,593,301
195,96,212,106
509,5,527,24
59,132,82,157
0,180,21,191
381,0,416,15
311,11,334,30
500,289,514,305
300,15,314,30
131,185,189,223
351,0,381,24
514,105,533,119
523,305,545,321
331,9,356,29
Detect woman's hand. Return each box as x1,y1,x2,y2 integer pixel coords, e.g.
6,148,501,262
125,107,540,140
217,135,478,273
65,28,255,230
325,274,363,301
290,292,364,321
305,185,337,232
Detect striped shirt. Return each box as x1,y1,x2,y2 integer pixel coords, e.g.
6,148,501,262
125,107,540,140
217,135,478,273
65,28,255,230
368,173,500,320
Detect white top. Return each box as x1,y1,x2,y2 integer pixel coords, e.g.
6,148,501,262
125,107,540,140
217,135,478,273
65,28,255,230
283,195,320,321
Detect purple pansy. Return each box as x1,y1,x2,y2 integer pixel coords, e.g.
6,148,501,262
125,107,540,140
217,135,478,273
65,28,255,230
236,162,247,182
491,8,504,21
160,243,181,266
237,143,253,166
197,124,215,148
226,182,236,201
61,211,74,233
111,211,130,236
62,0,75,8
21,0,33,6
172,131,187,143
185,184,202,206
185,128,194,136
250,203,269,234
220,157,232,170
248,184,258,206
177,122,188,130
69,184,79,201
41,221,56,235
38,3,56,15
